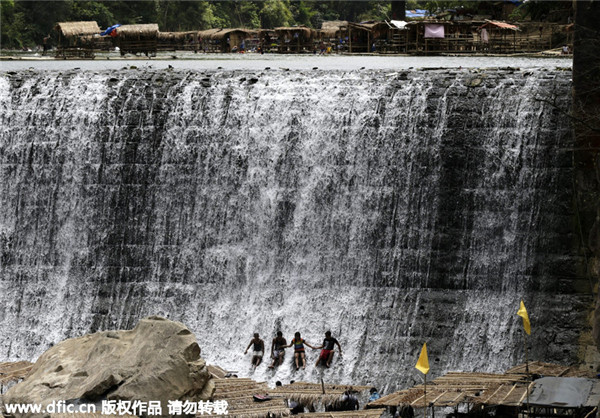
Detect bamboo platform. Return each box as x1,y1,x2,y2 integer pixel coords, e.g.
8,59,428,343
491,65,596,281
367,371,533,409
268,381,373,407
203,374,289,418
368,362,595,410
298,410,383,418
506,361,595,378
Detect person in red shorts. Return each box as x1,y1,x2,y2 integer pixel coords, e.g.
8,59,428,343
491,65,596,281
314,330,342,368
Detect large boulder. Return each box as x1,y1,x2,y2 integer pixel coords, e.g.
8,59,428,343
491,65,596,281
4,316,214,417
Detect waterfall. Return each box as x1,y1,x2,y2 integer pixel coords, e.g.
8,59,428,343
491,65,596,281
0,67,588,393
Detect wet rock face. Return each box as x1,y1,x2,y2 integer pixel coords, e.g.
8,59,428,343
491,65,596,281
0,68,591,392
3,317,213,417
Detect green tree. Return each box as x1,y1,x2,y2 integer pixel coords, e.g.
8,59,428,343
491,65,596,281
12,0,72,47
290,1,316,27
71,1,114,28
157,0,215,31
106,1,158,25
259,0,293,28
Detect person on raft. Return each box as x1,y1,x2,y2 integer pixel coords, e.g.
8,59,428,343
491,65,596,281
244,333,265,368
314,330,342,368
268,331,288,369
285,331,316,370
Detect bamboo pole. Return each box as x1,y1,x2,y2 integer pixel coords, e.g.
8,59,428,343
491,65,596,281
424,373,428,418
524,332,530,418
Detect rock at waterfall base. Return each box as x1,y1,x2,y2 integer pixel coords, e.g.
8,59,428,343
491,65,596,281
4,316,214,417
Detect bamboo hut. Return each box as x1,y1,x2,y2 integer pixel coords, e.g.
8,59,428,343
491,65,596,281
378,20,411,53
476,20,519,53
115,24,159,56
258,29,278,52
347,22,389,53
54,21,101,58
197,28,257,53
157,31,200,52
274,26,315,53
319,20,349,50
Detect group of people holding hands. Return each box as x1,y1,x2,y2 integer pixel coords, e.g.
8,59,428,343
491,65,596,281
244,330,343,370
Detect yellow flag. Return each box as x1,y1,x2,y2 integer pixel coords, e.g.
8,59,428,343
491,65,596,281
415,342,430,375
517,300,531,335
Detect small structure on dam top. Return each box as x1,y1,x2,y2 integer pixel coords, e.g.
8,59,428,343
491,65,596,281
115,24,159,56
55,21,106,58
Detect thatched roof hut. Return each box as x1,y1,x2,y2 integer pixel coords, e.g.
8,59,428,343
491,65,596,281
197,28,225,39
320,21,348,39
198,28,256,40
274,26,315,40
54,21,104,57
157,31,200,51
116,24,159,40
273,26,315,52
114,24,159,56
157,31,196,42
197,28,257,52
55,21,100,38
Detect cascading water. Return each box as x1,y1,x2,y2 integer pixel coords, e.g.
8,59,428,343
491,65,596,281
0,67,590,393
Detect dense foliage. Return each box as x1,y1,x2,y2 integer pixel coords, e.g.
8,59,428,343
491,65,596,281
0,0,571,49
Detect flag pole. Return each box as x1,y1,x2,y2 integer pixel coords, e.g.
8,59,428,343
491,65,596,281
424,373,428,418
517,300,531,418
415,342,430,418
524,332,530,417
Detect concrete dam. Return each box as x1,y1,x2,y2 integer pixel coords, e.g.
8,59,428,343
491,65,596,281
0,67,591,392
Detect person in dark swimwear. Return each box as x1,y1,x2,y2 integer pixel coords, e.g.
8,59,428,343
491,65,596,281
314,331,342,368
244,333,265,367
268,331,287,368
285,331,316,370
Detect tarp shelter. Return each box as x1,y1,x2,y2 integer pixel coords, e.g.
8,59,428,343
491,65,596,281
424,24,445,38
389,20,409,30
100,24,121,37
406,9,428,18
478,20,519,31
528,377,600,408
